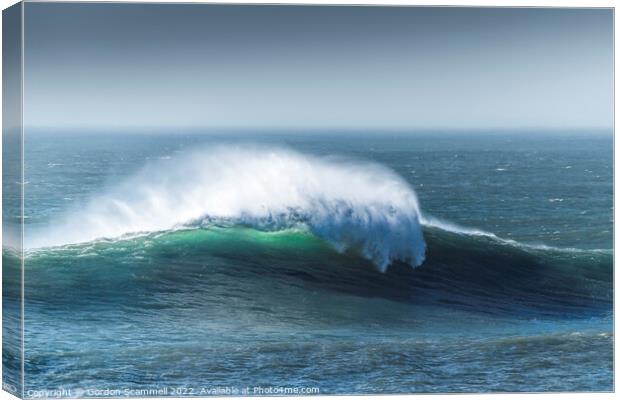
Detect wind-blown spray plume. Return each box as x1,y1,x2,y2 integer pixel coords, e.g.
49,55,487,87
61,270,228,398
30,146,426,270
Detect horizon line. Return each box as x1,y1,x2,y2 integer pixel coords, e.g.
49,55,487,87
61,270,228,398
21,125,615,133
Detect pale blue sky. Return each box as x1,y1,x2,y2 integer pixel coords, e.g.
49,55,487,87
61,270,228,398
24,4,613,131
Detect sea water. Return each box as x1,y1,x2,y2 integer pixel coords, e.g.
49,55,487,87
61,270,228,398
3,130,613,393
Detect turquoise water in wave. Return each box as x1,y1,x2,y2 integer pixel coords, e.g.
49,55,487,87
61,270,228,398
5,131,613,394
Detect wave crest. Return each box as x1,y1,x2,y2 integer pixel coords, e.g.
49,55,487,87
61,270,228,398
29,146,426,270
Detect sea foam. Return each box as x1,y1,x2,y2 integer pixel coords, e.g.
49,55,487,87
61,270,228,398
29,145,426,270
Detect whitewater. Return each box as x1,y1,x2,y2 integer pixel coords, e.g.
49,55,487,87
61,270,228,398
28,146,426,270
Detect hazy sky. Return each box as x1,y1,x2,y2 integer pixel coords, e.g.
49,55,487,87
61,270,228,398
24,4,613,131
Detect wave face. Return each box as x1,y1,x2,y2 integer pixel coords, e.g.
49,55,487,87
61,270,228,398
28,146,425,270
21,224,612,319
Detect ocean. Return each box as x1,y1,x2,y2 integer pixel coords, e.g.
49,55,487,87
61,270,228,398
3,131,613,394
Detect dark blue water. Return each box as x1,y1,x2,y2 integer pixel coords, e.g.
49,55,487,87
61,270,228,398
4,131,613,394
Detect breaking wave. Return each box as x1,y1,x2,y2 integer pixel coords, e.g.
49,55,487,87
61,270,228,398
28,146,426,270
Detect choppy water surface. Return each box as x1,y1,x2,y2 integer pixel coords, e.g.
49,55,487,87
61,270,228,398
4,131,612,394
